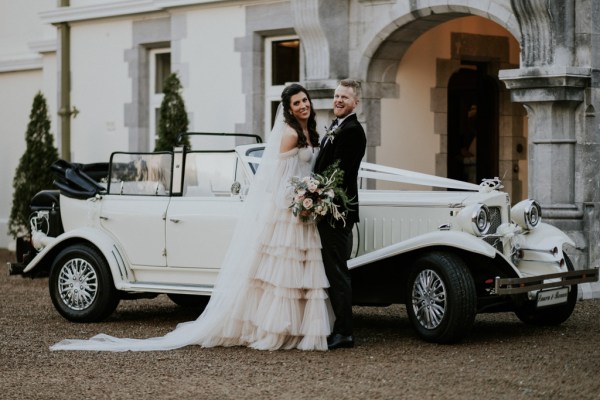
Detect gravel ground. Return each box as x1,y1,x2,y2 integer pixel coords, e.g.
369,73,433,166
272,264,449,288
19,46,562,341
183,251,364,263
1,248,599,400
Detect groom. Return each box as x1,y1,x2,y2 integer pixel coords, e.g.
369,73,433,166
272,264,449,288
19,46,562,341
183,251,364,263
313,79,366,350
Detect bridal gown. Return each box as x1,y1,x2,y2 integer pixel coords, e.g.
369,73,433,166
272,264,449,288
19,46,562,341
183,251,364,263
50,146,332,352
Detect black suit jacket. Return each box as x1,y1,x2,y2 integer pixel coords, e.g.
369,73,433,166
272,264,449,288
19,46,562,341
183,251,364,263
313,114,366,223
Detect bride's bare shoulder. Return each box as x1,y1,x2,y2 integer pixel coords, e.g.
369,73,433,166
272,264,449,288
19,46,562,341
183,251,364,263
280,125,299,152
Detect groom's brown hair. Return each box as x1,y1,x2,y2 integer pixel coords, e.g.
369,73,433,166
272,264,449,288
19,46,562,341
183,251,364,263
338,79,361,98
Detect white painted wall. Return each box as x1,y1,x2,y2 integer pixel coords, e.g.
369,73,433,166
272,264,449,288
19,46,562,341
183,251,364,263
0,1,57,249
65,6,247,159
69,18,133,163
70,0,111,6
0,71,45,248
182,6,246,149
0,0,54,58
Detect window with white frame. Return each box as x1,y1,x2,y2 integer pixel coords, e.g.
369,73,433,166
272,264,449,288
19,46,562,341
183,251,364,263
264,36,300,133
149,48,171,151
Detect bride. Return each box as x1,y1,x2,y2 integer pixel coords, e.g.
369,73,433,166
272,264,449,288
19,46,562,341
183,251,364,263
50,83,332,352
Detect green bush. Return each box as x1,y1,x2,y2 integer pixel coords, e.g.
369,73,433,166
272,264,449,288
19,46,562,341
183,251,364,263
154,73,190,151
8,92,59,239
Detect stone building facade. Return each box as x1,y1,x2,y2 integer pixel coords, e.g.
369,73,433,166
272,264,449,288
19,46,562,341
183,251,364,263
0,0,598,294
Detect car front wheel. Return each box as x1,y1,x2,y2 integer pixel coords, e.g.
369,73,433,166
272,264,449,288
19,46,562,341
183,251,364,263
406,252,477,343
49,244,120,322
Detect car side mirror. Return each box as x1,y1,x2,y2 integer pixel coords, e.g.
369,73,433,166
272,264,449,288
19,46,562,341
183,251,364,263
231,181,241,195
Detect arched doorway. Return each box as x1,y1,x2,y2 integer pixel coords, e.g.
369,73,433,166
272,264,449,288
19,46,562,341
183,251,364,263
361,15,524,199
447,65,499,184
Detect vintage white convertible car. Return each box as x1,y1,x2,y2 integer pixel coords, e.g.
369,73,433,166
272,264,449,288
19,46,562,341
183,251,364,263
9,133,598,343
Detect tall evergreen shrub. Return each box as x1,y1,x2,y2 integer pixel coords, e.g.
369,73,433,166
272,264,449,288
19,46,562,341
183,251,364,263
9,92,59,238
154,73,190,151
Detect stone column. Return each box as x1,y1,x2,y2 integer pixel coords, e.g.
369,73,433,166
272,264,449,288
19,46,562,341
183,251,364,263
500,67,592,269
501,1,600,285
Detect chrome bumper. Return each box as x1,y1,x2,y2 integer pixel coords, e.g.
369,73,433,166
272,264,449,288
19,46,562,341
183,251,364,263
495,268,599,295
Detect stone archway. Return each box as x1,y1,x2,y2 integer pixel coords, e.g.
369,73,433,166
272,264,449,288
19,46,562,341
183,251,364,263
352,2,522,169
358,15,524,198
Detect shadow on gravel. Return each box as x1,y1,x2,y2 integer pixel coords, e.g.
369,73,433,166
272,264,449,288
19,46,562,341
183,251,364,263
85,297,577,345
103,299,206,324
351,303,575,346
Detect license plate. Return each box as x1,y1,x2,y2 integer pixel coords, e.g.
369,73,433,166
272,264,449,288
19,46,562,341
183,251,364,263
536,287,569,308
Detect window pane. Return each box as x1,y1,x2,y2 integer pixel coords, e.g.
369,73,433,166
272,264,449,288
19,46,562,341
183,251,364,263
271,39,299,85
155,52,171,93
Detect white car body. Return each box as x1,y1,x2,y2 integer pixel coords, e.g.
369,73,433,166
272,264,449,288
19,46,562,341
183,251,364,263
11,135,598,343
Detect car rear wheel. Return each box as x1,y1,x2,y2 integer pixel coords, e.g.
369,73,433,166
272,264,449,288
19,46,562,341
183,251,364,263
406,252,477,343
167,293,209,311
514,253,577,326
49,244,120,322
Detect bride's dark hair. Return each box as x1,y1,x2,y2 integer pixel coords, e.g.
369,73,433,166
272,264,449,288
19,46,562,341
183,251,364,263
281,84,320,148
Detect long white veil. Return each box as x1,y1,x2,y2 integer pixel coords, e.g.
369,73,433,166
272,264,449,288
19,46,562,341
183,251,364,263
50,107,287,351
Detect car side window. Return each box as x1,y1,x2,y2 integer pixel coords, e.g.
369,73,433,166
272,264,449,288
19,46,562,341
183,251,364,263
183,152,237,197
108,153,172,196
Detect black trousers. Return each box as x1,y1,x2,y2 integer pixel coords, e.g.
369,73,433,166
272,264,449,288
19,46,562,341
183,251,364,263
317,220,354,336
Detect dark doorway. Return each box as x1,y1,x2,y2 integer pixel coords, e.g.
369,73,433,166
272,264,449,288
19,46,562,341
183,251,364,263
447,64,499,184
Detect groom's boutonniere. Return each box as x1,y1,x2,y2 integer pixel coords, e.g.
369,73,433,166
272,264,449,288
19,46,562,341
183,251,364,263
324,123,341,143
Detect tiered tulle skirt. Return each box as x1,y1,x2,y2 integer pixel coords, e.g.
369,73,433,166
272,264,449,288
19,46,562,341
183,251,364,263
238,207,332,351
48,206,332,352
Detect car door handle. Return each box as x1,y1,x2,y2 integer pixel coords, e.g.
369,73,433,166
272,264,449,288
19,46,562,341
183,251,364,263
99,215,108,220
169,218,181,223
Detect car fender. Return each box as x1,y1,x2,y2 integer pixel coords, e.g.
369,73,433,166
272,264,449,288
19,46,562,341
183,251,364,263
519,222,575,248
23,227,130,288
505,222,576,277
349,230,497,270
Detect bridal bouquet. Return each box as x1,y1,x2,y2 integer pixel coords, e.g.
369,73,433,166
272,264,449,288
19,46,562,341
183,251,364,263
289,161,354,226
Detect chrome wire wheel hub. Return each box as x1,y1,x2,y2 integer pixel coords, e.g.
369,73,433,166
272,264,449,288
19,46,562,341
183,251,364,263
411,269,446,329
57,258,98,311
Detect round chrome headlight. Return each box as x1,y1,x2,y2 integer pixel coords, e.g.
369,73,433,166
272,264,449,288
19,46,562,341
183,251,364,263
474,205,490,233
511,199,542,230
457,203,491,236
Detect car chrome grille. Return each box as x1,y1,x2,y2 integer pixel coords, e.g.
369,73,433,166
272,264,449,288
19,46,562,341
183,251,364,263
483,207,503,251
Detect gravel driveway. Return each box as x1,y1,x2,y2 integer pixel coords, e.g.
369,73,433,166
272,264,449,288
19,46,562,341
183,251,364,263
1,248,599,399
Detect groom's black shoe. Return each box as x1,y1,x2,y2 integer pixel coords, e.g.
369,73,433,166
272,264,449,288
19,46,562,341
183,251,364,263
327,334,354,350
